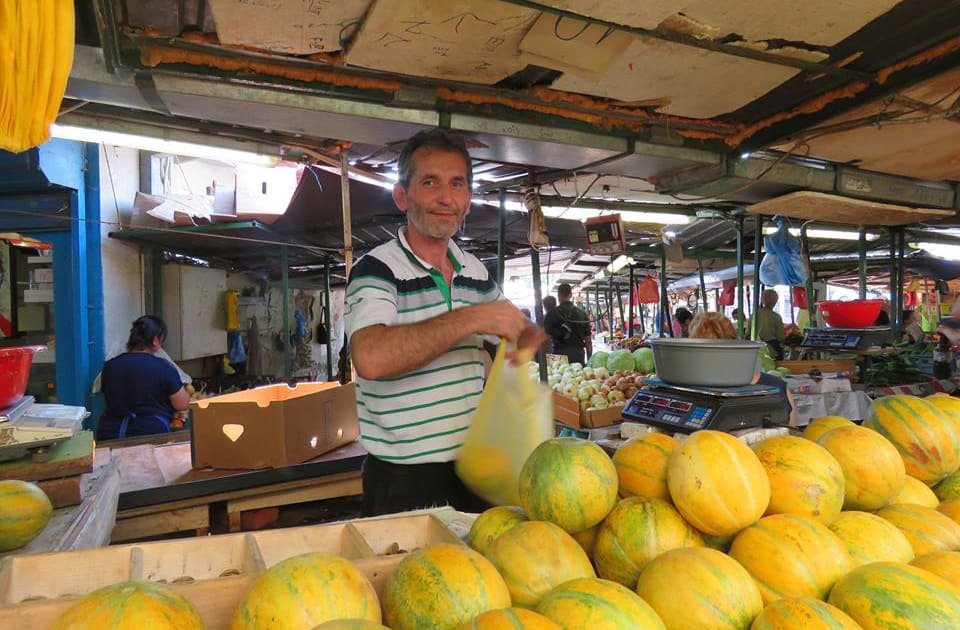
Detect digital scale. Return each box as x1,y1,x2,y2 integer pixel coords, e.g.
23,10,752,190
621,379,789,434
800,326,893,351
0,396,87,462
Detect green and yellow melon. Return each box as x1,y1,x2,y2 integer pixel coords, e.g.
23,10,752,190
384,544,510,630
485,520,595,609
571,524,598,558
467,506,527,556
666,430,770,536
875,503,960,556
827,510,915,567
828,562,960,630
536,577,666,630
519,438,618,534
728,514,852,604
802,416,854,443
865,394,960,484
816,425,905,510
52,581,203,629
312,622,390,630
702,531,737,553
458,608,563,629
612,432,677,499
232,552,380,629
935,471,960,502
911,551,960,585
593,496,702,588
939,498,960,525
636,547,763,630
750,597,861,630
927,394,960,433
752,435,845,524
0,479,53,551
892,475,940,508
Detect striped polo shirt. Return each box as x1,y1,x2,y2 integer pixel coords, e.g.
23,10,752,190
344,228,501,464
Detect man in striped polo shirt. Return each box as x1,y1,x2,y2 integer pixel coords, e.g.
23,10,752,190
346,129,542,516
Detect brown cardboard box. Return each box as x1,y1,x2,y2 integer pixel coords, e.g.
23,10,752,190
552,391,624,429
191,382,359,470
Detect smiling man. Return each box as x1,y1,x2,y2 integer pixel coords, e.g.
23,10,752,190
345,129,543,516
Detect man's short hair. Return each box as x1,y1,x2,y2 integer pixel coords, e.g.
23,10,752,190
557,283,573,299
542,295,558,310
397,129,473,190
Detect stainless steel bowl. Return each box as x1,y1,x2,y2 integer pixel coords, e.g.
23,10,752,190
648,338,764,387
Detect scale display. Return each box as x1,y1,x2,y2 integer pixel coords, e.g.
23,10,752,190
622,383,788,434
584,214,625,255
801,327,892,351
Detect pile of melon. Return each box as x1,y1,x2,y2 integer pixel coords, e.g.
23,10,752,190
41,393,960,629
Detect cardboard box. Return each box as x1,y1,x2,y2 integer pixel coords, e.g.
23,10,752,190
552,390,624,429
191,382,359,470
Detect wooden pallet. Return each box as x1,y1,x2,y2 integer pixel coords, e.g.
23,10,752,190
0,510,462,629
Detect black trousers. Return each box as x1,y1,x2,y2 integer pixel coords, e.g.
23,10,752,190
361,455,491,517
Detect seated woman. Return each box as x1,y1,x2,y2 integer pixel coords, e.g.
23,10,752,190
96,316,190,440
689,312,798,428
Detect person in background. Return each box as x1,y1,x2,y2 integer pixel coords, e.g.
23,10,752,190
96,316,190,440
689,312,797,427
672,307,693,338
541,295,558,354
750,289,787,359
875,309,891,326
520,307,532,321
544,283,592,365
902,309,925,343
938,296,960,346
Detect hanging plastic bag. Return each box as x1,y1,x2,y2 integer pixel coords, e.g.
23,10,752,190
635,276,660,304
456,341,553,506
759,217,808,287
791,286,808,310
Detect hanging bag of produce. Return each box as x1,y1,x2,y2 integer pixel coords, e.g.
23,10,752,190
759,216,808,287
456,341,553,506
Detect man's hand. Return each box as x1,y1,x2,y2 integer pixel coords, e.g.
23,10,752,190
473,300,530,343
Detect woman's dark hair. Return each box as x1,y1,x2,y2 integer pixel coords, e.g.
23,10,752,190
674,307,693,325
127,315,167,352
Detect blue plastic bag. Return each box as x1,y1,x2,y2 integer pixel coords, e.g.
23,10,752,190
759,216,807,287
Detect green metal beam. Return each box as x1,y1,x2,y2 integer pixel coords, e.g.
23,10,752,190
281,244,291,380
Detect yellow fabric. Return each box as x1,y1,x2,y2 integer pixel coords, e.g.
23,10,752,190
0,0,75,152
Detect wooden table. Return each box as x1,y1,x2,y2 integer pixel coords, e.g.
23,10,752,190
109,440,366,542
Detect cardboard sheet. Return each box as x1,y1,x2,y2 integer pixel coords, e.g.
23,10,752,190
748,191,956,227
519,11,634,78
537,0,680,29
207,0,370,54
552,36,798,118
344,0,539,83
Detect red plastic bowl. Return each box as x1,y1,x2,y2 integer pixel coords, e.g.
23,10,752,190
817,300,884,328
0,346,46,408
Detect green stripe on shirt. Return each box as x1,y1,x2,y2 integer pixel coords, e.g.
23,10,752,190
358,406,476,430
361,391,482,416
375,360,483,382
360,375,484,399
361,424,469,445
373,443,463,461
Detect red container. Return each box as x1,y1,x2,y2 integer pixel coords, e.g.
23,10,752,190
817,300,884,328
0,346,46,408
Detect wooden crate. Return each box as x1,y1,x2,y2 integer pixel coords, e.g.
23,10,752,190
0,512,462,629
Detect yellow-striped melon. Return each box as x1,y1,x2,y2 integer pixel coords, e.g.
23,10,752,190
802,416,854,443
313,622,389,630
892,475,940,508
827,511,915,567
52,581,204,630
935,471,960,501
752,435,845,524
458,608,562,629
571,524,598,557
666,430,770,536
0,479,52,551
729,514,852,604
828,562,960,630
911,551,960,585
750,598,861,630
702,531,737,553
383,544,510,630
875,503,960,556
928,394,960,433
939,498,960,525
636,547,763,630
485,520,595,608
612,433,677,499
816,425,905,510
519,438,618,534
536,577,666,630
232,552,381,629
865,395,960,484
593,496,703,588
467,506,527,556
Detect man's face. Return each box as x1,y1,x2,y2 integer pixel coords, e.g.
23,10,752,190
393,148,471,242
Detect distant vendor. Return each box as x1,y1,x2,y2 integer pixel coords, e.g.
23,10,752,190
750,289,786,359
96,316,190,441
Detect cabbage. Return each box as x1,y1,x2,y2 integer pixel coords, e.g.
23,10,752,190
606,350,635,373
587,351,609,369
632,347,655,374
758,344,776,372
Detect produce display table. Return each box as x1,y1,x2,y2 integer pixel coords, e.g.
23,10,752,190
792,390,873,426
109,440,366,541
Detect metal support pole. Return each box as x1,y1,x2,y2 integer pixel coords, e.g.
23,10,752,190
615,279,626,333
697,252,708,312
323,261,333,381
628,265,635,336
800,222,816,328
660,246,671,337
497,189,507,288
858,226,867,300
889,228,898,338
736,217,745,338
531,249,547,381
594,286,601,333
339,153,354,275
897,227,906,337
280,245,291,380
752,216,764,341
607,280,615,336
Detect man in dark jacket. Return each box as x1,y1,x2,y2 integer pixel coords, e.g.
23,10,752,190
544,283,592,364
